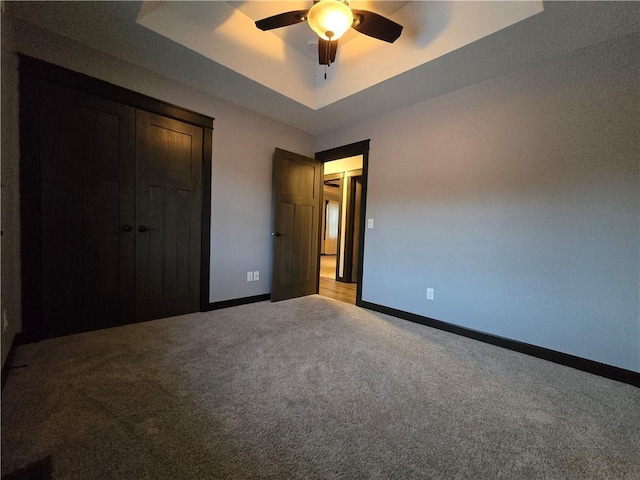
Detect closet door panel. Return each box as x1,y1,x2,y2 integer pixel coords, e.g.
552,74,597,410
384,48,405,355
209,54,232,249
39,81,136,337
135,110,203,321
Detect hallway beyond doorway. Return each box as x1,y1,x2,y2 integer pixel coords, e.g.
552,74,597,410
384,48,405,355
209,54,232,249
319,255,356,304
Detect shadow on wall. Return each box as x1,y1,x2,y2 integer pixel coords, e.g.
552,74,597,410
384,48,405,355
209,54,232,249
404,1,450,47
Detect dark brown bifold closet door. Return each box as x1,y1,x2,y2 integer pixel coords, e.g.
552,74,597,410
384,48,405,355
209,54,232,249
134,111,203,321
37,82,204,337
39,81,136,337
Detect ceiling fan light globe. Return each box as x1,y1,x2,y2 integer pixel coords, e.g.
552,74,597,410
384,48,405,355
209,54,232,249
307,0,353,41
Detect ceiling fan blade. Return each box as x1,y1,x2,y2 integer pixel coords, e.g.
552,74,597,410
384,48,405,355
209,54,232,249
255,10,308,31
318,38,338,65
351,9,403,43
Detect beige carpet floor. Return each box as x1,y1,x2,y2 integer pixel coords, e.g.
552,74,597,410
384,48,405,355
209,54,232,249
2,296,639,479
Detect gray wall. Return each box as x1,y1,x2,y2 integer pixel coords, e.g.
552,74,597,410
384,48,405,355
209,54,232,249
5,17,315,321
317,34,640,372
1,8,22,365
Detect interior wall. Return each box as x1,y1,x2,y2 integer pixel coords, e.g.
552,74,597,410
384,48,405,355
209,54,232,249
8,17,316,313
1,7,22,366
317,33,640,372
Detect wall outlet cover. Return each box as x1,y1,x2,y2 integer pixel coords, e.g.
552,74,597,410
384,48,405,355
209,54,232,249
247,271,254,282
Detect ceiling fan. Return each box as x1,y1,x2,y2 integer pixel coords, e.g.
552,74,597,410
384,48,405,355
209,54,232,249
255,0,403,67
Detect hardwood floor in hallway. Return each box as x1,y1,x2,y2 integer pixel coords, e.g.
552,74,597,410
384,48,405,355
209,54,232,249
319,255,357,304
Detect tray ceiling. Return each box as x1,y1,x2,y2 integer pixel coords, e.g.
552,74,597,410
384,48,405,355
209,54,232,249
7,1,640,135
136,1,543,109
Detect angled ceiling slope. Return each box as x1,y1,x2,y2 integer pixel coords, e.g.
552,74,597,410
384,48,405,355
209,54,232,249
136,1,544,109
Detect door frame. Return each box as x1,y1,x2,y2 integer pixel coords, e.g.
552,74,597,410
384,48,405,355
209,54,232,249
18,55,214,341
315,140,370,306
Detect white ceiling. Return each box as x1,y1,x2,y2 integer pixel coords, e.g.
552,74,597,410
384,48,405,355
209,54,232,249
7,1,640,135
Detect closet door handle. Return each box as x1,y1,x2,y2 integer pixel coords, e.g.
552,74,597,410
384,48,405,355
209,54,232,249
122,224,133,232
138,225,155,233
272,231,285,237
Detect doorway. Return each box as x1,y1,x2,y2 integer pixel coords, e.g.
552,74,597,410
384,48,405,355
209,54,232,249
316,141,370,306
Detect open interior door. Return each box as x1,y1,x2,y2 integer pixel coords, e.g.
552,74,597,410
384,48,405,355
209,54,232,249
271,148,322,302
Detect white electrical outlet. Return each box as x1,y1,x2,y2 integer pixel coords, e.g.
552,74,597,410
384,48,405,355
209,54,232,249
253,271,260,281
367,218,374,229
247,271,254,282
426,288,434,300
